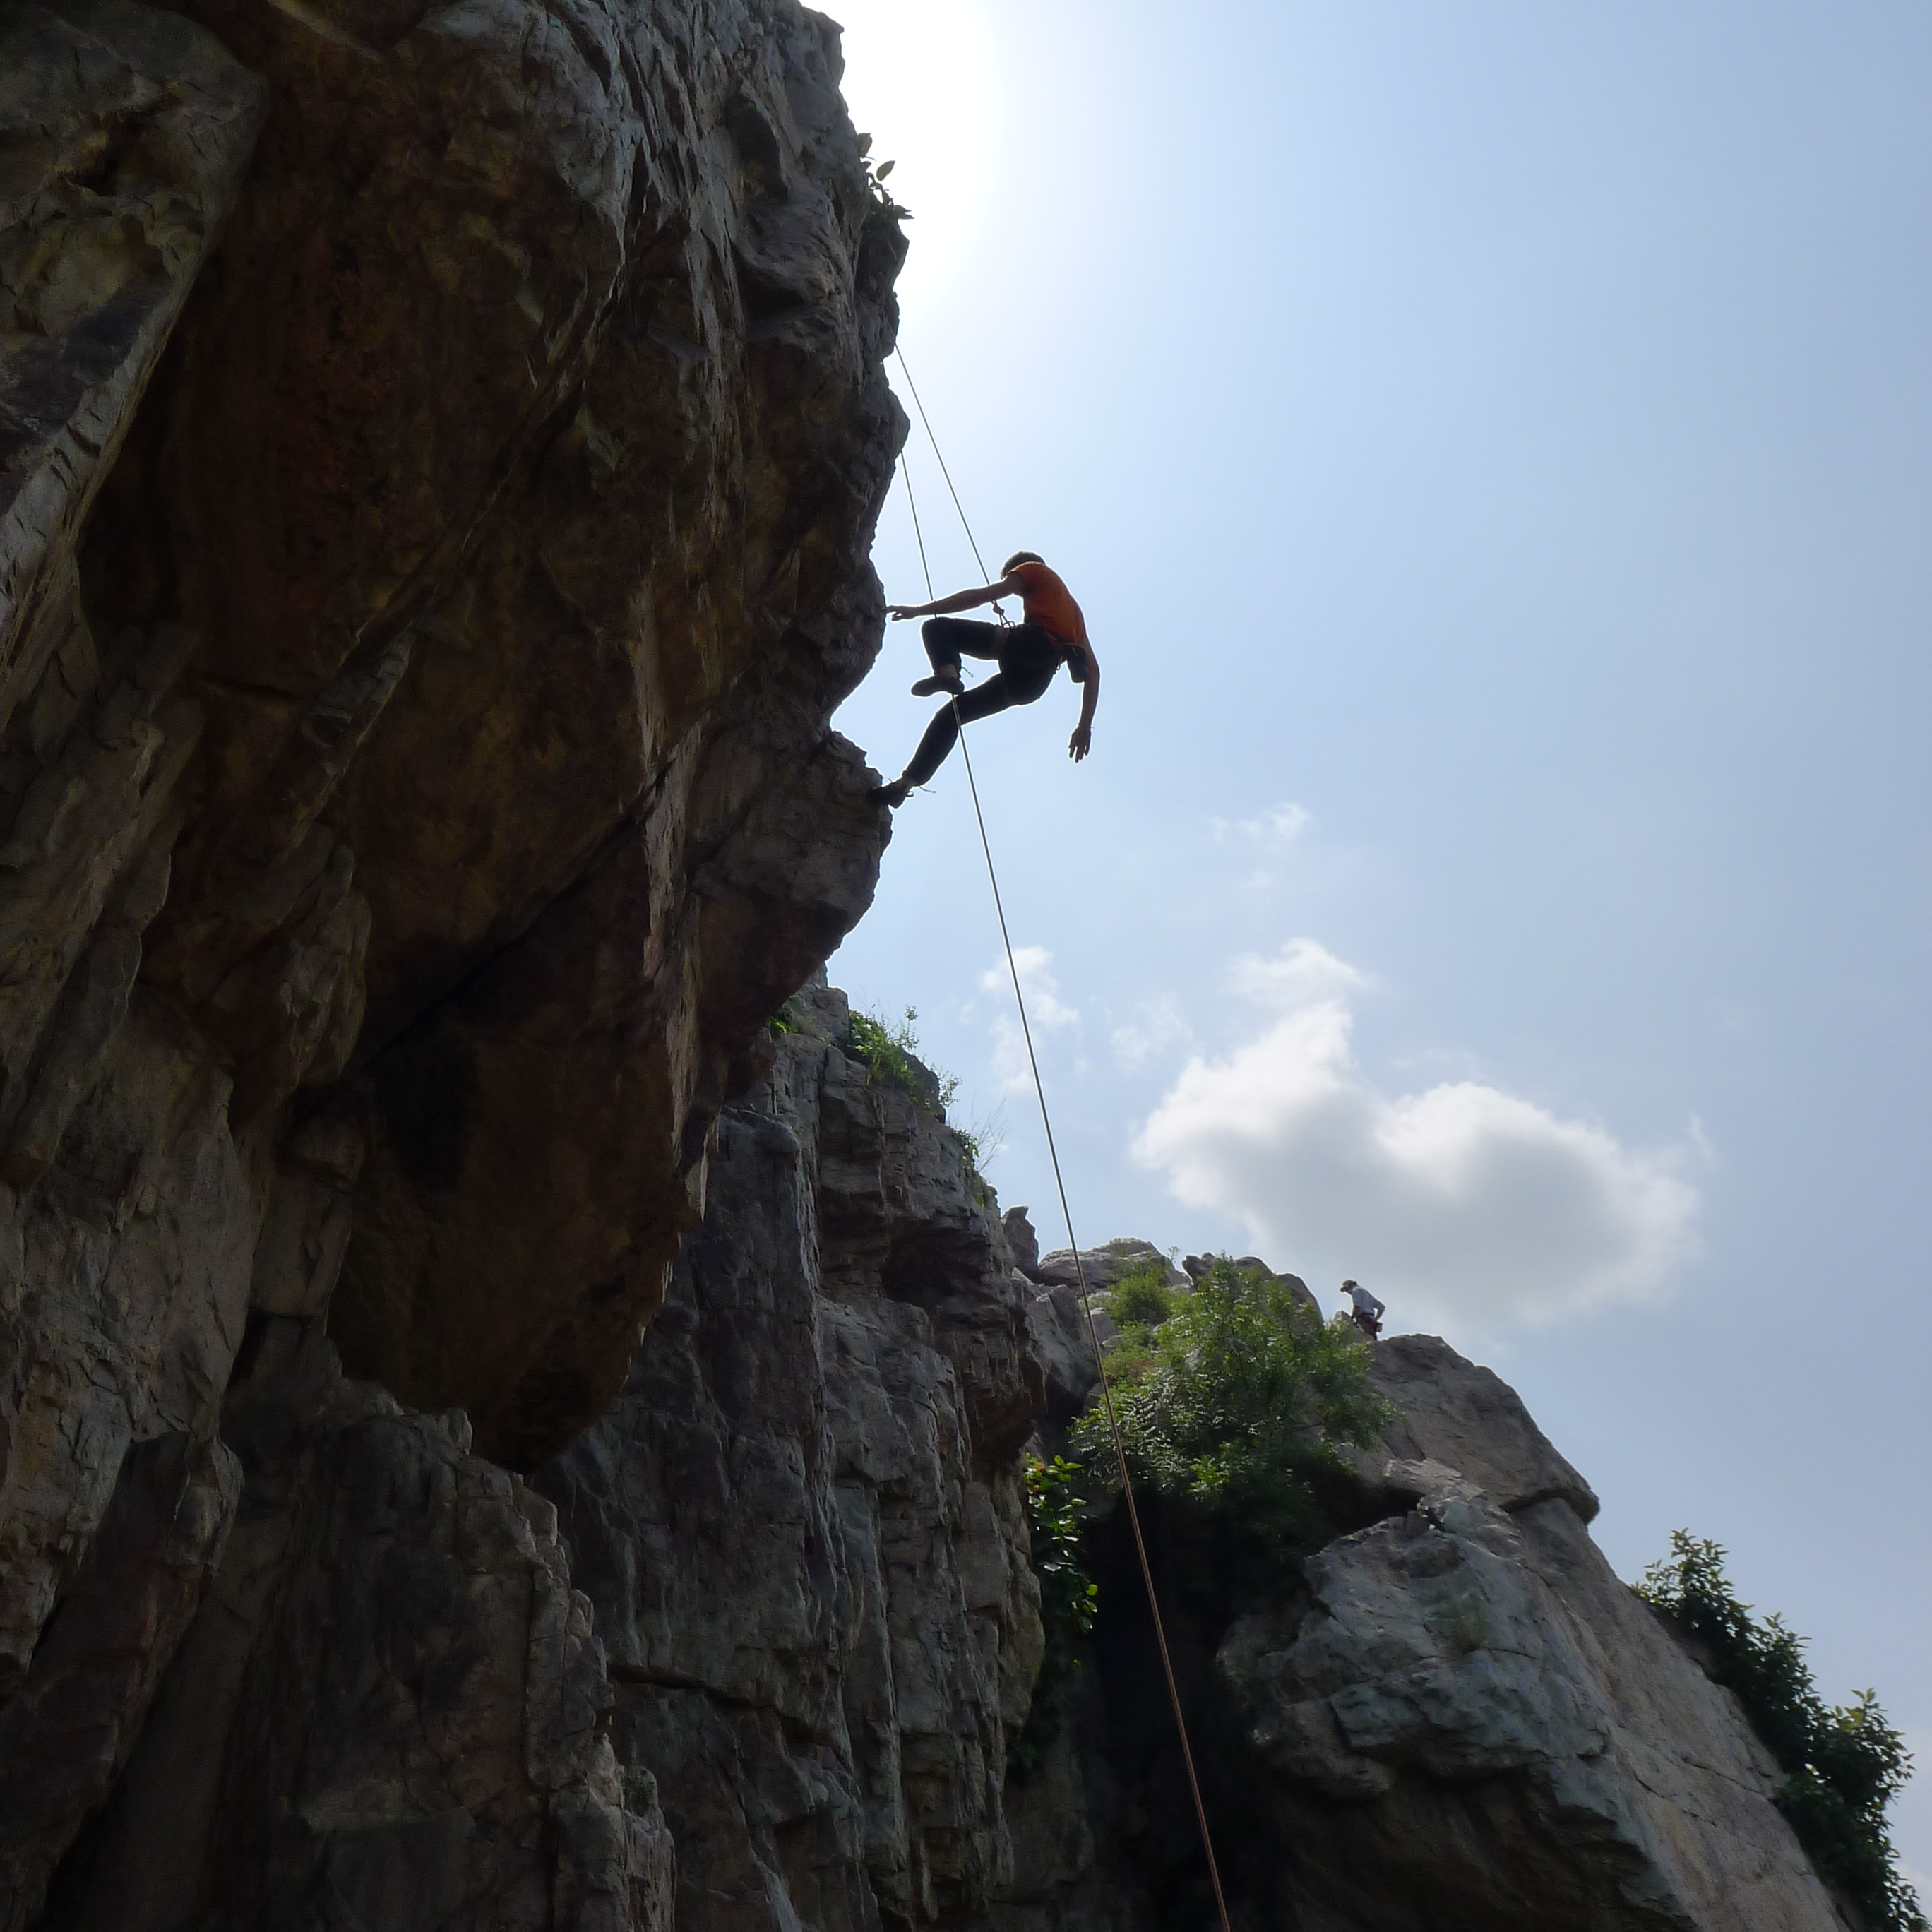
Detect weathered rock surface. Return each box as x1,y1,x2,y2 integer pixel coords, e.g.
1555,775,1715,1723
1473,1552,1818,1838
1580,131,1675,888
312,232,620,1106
1223,1472,1844,1931
96,0,910,1462
1034,1236,1183,1295
42,1324,672,1932
538,985,1044,1932
2,0,906,1908
1,0,266,705
0,0,267,1722
1364,1330,1600,1522
0,1429,239,1928
991,1318,1852,1932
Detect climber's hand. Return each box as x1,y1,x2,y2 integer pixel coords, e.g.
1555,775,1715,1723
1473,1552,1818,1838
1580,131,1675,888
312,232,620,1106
1068,722,1091,763
885,604,922,621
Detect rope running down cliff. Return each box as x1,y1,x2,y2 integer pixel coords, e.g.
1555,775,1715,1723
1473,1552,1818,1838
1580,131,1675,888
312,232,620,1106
894,349,1236,1932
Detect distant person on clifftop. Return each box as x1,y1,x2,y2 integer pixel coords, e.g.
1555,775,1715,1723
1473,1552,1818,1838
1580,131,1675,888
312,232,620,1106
870,551,1099,807
1341,1280,1385,1340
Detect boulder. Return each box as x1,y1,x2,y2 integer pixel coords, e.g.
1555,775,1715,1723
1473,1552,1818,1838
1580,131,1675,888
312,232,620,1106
1222,1479,1846,1931
984,1332,1855,1932
1368,1332,1600,1522
1034,1238,1184,1294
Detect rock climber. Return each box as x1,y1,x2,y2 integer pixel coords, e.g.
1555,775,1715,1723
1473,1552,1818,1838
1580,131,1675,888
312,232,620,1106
1341,1279,1385,1341
870,551,1099,807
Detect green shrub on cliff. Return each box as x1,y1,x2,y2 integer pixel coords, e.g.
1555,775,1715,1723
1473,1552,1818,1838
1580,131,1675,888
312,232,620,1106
1071,1255,1392,1563
1009,1453,1097,1779
1104,1258,1179,1335
841,1006,1000,1179
843,1006,959,1113
1638,1532,1926,1932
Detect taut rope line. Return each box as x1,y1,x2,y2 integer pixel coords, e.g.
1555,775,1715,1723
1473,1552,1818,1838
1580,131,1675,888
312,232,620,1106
894,350,1236,1932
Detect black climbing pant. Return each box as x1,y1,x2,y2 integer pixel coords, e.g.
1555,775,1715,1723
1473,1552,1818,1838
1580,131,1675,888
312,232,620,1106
902,618,1067,786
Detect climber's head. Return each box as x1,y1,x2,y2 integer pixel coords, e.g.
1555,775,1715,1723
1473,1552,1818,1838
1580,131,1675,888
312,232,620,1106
1340,1280,1359,1294
1001,550,1044,573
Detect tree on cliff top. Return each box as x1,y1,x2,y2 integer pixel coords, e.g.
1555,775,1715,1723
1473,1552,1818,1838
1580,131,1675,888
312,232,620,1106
1071,1255,1393,1568
1640,1532,1927,1932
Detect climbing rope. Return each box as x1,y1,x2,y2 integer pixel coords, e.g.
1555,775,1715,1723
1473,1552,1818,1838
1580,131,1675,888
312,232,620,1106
895,350,1236,1932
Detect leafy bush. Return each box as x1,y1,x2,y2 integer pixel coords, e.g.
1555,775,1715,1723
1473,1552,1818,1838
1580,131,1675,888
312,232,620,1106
843,1006,959,1114
1070,1256,1393,1566
1010,1454,1098,1779
1638,1531,1926,1931
1106,1258,1178,1333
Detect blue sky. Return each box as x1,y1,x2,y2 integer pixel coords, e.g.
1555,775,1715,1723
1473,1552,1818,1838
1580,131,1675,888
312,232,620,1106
822,0,1932,1876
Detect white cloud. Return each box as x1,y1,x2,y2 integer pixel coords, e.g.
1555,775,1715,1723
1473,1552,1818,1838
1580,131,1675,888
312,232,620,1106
1111,994,1193,1067
1132,941,1700,1330
1212,801,1311,844
979,946,1078,1092
1229,937,1366,1009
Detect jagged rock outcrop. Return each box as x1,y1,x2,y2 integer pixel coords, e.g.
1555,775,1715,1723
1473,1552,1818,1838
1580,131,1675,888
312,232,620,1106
537,984,1045,1932
991,1320,1853,1932
1032,1237,1183,1295
1,0,905,1914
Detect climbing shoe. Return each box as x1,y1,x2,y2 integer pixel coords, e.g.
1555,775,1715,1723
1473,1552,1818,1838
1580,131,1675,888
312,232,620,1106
870,778,912,809
911,672,964,698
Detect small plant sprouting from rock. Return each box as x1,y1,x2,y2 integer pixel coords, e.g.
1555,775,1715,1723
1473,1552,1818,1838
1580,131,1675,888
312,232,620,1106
1071,1256,1393,1566
1010,1453,1097,1779
842,1004,954,1112
856,133,911,221
843,1006,998,1183
843,1005,959,1111
955,1104,1006,1182
766,995,804,1039
1638,1532,1926,1932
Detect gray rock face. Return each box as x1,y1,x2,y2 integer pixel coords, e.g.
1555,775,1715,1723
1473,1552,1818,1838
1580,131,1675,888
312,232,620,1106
1001,1207,1041,1280
0,0,266,708
0,0,268,1734
40,1323,673,1932
1,0,906,1908
988,1314,1851,1932
1367,1330,1601,1522
0,1430,239,1928
538,991,1045,1931
1034,1237,1182,1294
1023,1284,1103,1421
1222,1465,1846,1931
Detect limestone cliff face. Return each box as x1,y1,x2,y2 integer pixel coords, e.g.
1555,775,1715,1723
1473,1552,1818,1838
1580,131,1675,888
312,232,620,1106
537,984,1044,1932
0,0,900,1916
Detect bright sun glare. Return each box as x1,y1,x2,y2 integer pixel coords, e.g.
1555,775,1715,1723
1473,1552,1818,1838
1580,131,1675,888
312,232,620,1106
821,0,1000,309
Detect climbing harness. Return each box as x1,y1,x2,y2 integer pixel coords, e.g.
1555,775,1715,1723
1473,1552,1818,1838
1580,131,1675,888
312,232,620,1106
895,350,1236,1932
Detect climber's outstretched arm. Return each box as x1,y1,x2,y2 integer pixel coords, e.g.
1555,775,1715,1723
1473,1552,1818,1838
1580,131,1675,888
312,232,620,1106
886,572,1023,621
1070,642,1099,763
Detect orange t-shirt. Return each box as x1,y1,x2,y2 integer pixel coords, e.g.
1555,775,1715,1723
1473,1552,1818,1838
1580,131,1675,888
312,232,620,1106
1010,561,1088,647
